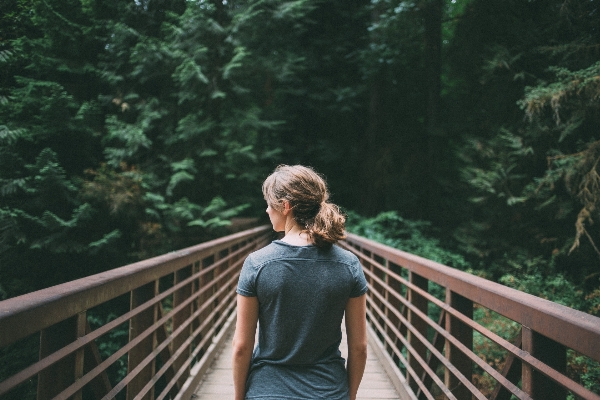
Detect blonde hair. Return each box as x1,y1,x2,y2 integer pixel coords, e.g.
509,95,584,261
262,165,346,248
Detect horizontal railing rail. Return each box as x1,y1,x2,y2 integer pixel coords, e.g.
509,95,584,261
3,227,599,400
0,225,271,400
340,233,600,400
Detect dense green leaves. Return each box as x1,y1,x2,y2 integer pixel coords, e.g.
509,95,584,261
346,210,470,269
1,0,600,395
1,0,599,319
447,0,600,327
0,0,291,299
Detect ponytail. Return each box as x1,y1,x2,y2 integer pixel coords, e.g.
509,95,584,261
306,202,346,248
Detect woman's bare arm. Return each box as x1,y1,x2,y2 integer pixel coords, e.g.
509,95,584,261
232,294,259,400
345,294,368,400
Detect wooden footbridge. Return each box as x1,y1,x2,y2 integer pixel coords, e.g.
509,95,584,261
1,226,599,400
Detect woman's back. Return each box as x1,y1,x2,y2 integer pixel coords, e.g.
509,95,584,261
237,240,367,399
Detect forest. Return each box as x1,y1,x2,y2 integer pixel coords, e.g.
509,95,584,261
1,0,600,395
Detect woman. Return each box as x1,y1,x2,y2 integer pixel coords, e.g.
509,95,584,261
232,165,368,400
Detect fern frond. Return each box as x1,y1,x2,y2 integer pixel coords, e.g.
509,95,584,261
0,126,25,145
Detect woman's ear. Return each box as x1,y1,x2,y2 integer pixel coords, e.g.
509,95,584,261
282,200,291,215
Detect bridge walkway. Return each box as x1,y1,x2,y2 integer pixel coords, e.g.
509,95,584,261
193,318,403,400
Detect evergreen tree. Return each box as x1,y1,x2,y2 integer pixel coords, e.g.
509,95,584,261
95,0,289,256
0,0,115,297
450,0,600,315
0,0,290,297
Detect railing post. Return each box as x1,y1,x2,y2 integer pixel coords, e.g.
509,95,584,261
73,312,87,400
172,265,193,389
374,255,387,336
388,262,405,358
444,291,473,400
382,257,391,353
196,255,215,359
216,248,230,324
192,261,201,351
84,321,113,398
37,312,86,400
489,330,522,400
127,281,158,400
364,251,375,324
521,326,567,399
407,271,428,394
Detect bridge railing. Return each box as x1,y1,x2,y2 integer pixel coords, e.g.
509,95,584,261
340,233,600,400
3,227,599,400
0,226,271,400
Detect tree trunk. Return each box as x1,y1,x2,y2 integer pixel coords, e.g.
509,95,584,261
423,0,444,217
361,3,393,215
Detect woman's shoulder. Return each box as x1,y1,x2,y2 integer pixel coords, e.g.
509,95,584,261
245,241,360,268
245,241,287,266
329,244,361,265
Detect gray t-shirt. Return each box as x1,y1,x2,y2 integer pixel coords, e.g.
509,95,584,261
236,240,368,400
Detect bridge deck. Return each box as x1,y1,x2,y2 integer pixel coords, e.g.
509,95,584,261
192,321,404,400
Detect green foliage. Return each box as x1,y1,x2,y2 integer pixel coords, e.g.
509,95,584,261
0,334,37,400
103,114,154,167
1,0,600,396
346,210,470,270
448,2,600,390
501,269,585,309
90,0,293,257
472,306,520,397
568,351,600,399
0,0,115,297
519,62,600,131
518,62,600,256
0,0,293,299
87,312,129,385
450,0,600,319
502,266,600,318
0,148,99,294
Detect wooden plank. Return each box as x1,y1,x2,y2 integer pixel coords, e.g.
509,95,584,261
174,310,237,400
192,320,411,400
365,323,418,400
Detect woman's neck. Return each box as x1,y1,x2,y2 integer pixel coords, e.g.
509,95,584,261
281,221,312,246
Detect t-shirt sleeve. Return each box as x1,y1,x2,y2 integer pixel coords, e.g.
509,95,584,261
350,257,368,298
237,255,257,297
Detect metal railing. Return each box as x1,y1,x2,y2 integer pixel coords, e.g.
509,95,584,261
2,227,599,400
0,226,271,400
340,233,600,400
